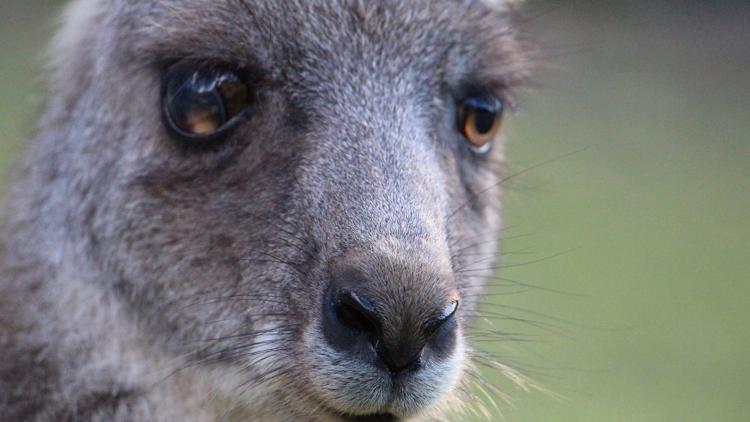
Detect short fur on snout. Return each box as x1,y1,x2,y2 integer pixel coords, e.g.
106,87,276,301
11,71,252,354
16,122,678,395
0,0,531,420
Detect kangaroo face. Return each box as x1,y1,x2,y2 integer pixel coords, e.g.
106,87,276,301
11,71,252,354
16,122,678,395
51,0,528,419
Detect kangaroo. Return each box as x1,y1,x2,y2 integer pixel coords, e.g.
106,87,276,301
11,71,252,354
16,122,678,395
0,0,531,420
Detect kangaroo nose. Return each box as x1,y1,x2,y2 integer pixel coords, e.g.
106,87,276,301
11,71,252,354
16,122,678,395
322,272,459,375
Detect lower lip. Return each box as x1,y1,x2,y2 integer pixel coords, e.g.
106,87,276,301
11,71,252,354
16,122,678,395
345,413,398,422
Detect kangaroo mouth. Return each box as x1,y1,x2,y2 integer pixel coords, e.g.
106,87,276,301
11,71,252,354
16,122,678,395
345,412,398,422
325,408,398,422
312,390,402,421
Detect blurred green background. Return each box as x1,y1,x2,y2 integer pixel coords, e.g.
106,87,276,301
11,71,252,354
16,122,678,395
1,1,748,421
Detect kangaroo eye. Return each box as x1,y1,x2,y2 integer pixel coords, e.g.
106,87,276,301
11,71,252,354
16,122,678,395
162,62,250,142
458,95,504,153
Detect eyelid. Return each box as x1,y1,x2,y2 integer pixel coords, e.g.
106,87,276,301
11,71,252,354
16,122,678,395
483,85,518,114
455,80,518,113
160,57,273,89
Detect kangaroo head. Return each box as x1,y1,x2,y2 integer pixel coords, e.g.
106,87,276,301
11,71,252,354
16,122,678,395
34,0,530,419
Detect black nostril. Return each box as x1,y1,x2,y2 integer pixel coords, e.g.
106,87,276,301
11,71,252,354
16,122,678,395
334,289,381,335
424,300,459,338
375,300,459,374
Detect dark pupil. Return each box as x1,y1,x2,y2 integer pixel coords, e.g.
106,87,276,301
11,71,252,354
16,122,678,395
165,68,230,135
472,107,496,135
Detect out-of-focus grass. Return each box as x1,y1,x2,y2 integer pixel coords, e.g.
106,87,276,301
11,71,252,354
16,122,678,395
482,2,750,421
0,0,61,189
1,1,748,421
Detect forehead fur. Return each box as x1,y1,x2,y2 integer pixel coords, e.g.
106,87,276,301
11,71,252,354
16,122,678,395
56,0,530,96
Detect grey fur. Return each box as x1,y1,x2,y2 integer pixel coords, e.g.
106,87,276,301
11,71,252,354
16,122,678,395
0,0,530,420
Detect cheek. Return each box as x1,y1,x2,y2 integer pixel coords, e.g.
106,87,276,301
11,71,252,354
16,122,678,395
109,184,248,313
